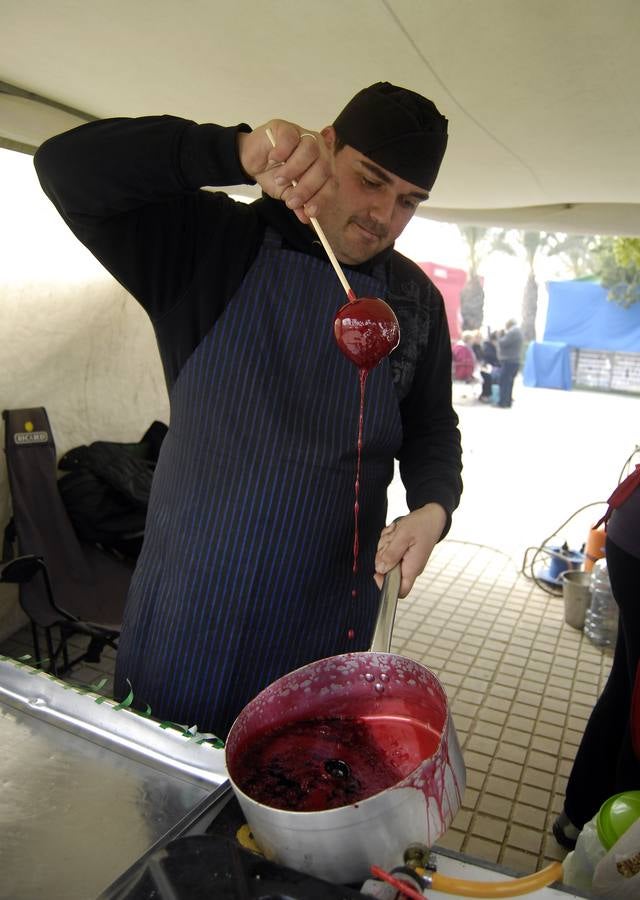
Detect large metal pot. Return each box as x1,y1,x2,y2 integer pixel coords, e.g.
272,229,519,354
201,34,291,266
225,651,465,884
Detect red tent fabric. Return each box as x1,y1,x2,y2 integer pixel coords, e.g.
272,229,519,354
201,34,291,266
418,262,466,341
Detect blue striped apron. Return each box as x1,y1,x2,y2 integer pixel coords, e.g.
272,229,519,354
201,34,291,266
114,229,403,737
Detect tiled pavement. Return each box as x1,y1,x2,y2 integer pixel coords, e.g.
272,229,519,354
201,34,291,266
0,538,612,878
390,539,611,875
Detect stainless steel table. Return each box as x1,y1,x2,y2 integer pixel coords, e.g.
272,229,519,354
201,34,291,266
0,654,227,900
0,654,588,899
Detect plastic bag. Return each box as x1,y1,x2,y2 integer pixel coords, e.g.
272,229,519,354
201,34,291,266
591,818,640,899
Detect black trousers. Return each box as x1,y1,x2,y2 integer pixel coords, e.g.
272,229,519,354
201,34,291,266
564,537,640,827
480,370,493,398
498,361,519,407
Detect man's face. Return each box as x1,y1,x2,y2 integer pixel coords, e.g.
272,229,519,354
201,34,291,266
315,127,429,265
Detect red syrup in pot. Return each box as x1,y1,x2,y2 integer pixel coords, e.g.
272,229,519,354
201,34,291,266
333,296,400,615
230,714,440,812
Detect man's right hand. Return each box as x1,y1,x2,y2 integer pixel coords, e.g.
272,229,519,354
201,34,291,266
237,120,335,223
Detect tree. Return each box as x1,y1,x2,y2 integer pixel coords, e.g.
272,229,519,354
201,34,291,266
546,233,601,279
614,237,640,268
457,226,486,330
457,226,512,330
519,231,561,343
536,233,640,307
595,237,640,308
459,273,484,331
494,230,558,343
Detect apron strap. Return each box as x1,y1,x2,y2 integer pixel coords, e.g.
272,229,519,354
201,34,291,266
594,464,640,530
262,226,284,249
264,225,389,297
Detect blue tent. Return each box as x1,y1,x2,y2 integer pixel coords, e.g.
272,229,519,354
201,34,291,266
544,281,640,352
524,281,640,390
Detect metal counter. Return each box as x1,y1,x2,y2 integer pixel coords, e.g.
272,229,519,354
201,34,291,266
0,654,227,900
0,654,588,900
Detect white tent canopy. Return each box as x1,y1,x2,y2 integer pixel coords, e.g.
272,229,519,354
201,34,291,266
2,0,639,235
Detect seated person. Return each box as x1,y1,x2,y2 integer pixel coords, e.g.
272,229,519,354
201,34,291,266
452,334,476,382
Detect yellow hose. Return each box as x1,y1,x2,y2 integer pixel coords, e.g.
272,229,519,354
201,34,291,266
419,861,564,897
236,824,263,854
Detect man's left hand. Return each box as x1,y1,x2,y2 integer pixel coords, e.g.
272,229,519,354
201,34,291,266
374,503,447,598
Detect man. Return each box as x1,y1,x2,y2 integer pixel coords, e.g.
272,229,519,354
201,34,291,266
497,318,523,408
35,82,462,737
479,331,499,402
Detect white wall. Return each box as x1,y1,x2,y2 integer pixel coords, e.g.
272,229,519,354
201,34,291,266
2,277,170,519
1,148,169,639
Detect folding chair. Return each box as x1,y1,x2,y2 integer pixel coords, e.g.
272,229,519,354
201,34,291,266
0,554,120,673
2,407,132,675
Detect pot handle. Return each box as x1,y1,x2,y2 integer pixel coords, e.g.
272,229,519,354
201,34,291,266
369,563,401,652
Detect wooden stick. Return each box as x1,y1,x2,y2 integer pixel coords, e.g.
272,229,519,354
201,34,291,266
265,128,354,301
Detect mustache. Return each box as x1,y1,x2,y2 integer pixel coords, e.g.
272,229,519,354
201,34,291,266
349,216,388,240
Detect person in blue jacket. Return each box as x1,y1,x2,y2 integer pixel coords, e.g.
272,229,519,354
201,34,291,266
34,83,463,736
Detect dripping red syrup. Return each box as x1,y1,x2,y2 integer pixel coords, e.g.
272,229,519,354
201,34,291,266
230,714,439,812
352,366,367,578
333,295,400,618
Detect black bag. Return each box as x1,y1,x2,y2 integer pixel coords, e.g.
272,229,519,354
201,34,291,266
57,421,167,559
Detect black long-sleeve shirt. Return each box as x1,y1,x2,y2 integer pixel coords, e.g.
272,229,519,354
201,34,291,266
34,115,462,526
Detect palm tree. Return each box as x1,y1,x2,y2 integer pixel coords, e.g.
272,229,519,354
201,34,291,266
520,232,553,343
546,233,601,279
457,226,514,330
457,226,486,330
496,230,558,343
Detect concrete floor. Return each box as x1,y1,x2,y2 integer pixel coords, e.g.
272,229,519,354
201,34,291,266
1,378,636,877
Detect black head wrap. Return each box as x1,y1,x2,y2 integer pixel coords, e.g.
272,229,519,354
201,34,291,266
332,82,448,191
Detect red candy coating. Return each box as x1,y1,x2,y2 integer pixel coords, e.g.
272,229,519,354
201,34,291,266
334,297,400,370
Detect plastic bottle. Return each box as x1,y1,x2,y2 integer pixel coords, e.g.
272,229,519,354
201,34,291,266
584,561,619,647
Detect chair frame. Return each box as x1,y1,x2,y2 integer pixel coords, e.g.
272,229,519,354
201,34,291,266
1,554,119,676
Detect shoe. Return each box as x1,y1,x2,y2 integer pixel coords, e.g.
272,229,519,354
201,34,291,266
552,810,581,850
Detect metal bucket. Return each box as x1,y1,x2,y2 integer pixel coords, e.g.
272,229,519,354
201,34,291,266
225,651,465,884
561,570,592,629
